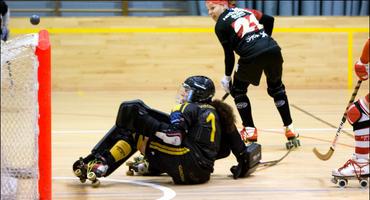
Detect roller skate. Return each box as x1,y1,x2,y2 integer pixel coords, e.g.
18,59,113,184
284,125,300,149
331,155,369,189
240,127,258,143
73,156,108,187
126,155,149,176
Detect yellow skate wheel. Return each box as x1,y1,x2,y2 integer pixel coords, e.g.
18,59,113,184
126,161,134,166
74,169,82,177
126,170,134,176
87,172,96,181
92,179,100,188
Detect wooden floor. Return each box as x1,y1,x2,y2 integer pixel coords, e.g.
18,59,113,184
52,88,369,200
7,16,369,199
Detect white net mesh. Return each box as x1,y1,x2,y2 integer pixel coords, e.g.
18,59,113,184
1,34,40,200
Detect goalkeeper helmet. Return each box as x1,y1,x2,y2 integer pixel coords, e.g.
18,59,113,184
177,76,215,103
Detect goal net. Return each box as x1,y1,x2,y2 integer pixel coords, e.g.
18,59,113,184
1,30,51,200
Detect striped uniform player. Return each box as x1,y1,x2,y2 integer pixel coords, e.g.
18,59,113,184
332,39,369,180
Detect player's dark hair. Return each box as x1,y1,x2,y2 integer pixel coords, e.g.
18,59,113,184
210,99,237,133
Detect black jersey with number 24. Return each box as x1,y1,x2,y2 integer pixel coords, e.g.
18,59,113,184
215,7,279,60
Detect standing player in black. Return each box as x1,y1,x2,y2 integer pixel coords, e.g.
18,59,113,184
206,0,300,148
73,75,260,186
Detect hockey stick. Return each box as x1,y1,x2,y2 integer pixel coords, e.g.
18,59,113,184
312,80,362,161
259,147,293,167
221,93,229,101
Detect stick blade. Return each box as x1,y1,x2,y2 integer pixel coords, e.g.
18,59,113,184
312,147,334,161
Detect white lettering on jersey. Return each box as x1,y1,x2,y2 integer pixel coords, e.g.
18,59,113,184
222,8,247,20
232,14,264,38
245,31,268,43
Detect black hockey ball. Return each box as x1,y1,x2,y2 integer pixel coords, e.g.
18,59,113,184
30,14,40,25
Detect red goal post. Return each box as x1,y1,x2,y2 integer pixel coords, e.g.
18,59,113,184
1,30,51,200
37,29,52,200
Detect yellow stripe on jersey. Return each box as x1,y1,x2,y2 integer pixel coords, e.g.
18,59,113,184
172,104,182,112
136,134,144,150
149,141,190,155
171,103,188,113
178,164,185,182
199,104,215,110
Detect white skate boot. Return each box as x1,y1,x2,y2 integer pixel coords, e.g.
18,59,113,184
331,154,369,188
284,124,301,149
86,159,108,187
240,127,258,143
126,155,149,176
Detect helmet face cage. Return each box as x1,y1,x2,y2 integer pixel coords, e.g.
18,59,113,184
176,83,193,104
177,76,215,103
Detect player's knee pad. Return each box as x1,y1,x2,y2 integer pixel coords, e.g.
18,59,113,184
268,84,287,108
100,138,137,177
346,103,361,125
109,140,133,162
267,83,286,97
233,94,250,110
230,85,248,99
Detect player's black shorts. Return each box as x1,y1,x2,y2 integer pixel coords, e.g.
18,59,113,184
146,137,213,184
235,46,283,86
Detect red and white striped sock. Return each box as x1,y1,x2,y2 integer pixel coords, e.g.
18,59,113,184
354,98,369,160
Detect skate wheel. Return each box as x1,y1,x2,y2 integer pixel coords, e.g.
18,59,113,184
293,141,298,147
74,169,82,177
359,179,368,189
87,172,96,181
126,170,134,176
338,179,347,188
126,161,134,166
286,142,293,150
79,178,87,183
92,179,100,188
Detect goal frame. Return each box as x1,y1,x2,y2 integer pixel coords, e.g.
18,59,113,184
36,29,51,200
